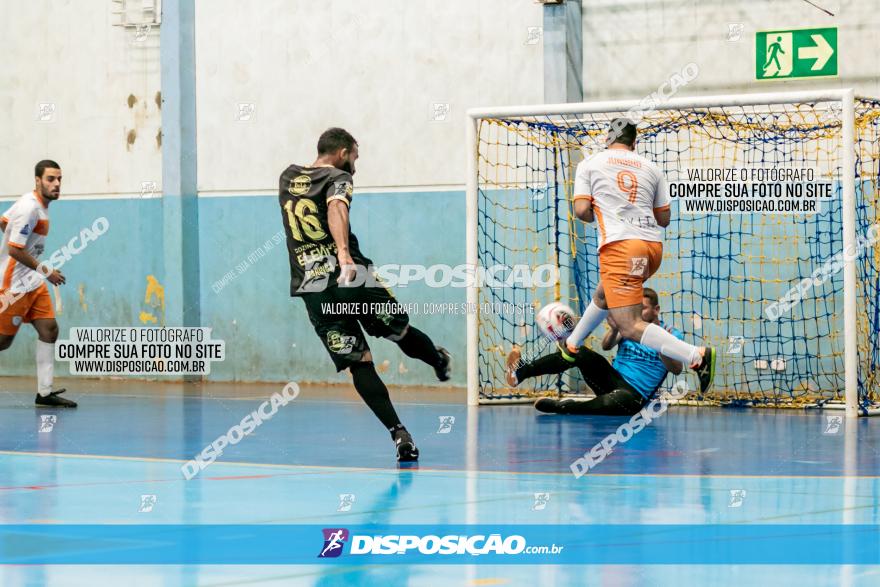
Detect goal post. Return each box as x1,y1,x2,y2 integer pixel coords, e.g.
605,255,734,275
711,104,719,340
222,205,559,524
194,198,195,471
465,89,880,417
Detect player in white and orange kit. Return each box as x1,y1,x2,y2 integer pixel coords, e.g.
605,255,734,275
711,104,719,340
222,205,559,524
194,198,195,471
564,119,716,394
0,160,77,407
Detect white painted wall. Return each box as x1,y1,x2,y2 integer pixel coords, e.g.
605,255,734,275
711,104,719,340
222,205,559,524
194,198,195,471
582,0,879,100
11,1,868,198
0,0,162,199
195,0,545,193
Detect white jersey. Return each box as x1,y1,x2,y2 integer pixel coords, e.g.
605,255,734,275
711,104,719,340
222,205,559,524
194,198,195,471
0,191,50,293
573,149,670,249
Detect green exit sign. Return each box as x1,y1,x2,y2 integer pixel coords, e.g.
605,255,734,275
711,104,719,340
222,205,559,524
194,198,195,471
756,27,838,80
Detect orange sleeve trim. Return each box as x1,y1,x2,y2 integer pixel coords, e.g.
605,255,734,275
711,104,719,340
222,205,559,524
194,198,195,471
7,242,25,249
2,258,15,290
594,205,606,245
573,194,593,202
653,205,671,212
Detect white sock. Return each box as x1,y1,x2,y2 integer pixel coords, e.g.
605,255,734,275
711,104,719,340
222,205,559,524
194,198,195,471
640,323,701,367
566,301,608,349
36,341,55,397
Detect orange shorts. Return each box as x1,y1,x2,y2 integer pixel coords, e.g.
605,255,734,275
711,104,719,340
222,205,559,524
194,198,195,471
0,283,55,335
598,239,663,309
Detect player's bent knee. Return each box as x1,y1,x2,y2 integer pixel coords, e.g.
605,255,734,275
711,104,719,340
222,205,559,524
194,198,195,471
620,403,643,417
39,326,59,343
384,324,409,342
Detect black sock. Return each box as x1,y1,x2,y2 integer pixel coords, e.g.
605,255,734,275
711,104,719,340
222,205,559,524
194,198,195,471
350,362,402,431
396,327,442,367
516,351,573,382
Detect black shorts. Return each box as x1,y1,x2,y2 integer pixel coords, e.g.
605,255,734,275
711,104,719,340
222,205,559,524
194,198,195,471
566,347,650,416
300,283,410,371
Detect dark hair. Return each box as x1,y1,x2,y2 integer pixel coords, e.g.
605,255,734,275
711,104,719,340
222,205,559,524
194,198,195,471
317,128,357,155
607,118,637,147
35,160,61,178
643,287,659,307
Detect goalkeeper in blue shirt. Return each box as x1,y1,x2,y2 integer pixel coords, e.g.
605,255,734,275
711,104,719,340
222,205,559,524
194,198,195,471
507,288,684,416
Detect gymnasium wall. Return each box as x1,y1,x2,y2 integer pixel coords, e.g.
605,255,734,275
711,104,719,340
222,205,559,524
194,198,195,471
581,0,880,99
192,0,542,385
195,0,544,192
4,0,874,386
0,1,543,385
0,0,164,381
198,191,467,385
0,0,162,199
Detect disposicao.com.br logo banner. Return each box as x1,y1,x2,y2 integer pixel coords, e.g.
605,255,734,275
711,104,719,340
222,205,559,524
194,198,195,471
317,527,563,559
1,525,879,565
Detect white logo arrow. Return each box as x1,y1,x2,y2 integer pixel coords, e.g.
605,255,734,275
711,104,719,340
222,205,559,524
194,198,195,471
798,34,834,71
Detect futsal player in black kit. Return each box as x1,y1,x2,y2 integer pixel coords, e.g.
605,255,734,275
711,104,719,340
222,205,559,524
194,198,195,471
280,128,451,462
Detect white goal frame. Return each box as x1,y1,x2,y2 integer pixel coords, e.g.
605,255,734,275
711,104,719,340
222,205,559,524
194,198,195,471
465,88,861,417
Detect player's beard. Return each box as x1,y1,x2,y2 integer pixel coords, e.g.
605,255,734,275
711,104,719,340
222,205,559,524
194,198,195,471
340,160,354,175
41,182,60,201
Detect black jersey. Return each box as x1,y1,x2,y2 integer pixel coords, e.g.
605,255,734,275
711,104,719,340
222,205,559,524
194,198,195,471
279,164,372,296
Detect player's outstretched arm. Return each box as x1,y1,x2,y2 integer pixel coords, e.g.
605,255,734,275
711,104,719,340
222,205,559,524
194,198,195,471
327,199,356,284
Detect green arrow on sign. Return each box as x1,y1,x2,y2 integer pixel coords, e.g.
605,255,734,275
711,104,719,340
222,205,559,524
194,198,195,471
756,27,838,80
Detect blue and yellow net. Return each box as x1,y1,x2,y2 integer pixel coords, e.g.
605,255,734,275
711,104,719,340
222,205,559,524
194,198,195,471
475,98,880,409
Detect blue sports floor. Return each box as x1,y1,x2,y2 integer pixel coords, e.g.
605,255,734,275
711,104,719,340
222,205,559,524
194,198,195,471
0,377,878,586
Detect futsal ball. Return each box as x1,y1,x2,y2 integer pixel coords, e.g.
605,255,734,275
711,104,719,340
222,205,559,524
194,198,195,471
535,302,576,341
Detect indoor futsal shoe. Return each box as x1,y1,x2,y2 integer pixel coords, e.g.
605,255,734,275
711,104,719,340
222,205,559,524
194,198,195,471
535,397,575,414
505,347,521,387
695,347,716,394
35,389,77,408
393,427,420,462
434,347,452,382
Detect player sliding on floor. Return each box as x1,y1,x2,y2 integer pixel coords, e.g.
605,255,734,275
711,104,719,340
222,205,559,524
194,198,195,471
0,160,77,408
508,289,682,415
565,118,715,393
280,128,450,462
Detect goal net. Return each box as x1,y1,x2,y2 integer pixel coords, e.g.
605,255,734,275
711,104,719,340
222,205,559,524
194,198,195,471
466,90,880,414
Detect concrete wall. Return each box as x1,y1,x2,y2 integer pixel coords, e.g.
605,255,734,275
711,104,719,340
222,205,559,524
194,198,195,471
188,0,543,384
195,0,544,193
4,0,874,388
581,0,879,100
0,0,543,386
0,0,162,199
198,191,467,385
0,198,163,381
0,0,546,195
0,1,163,381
